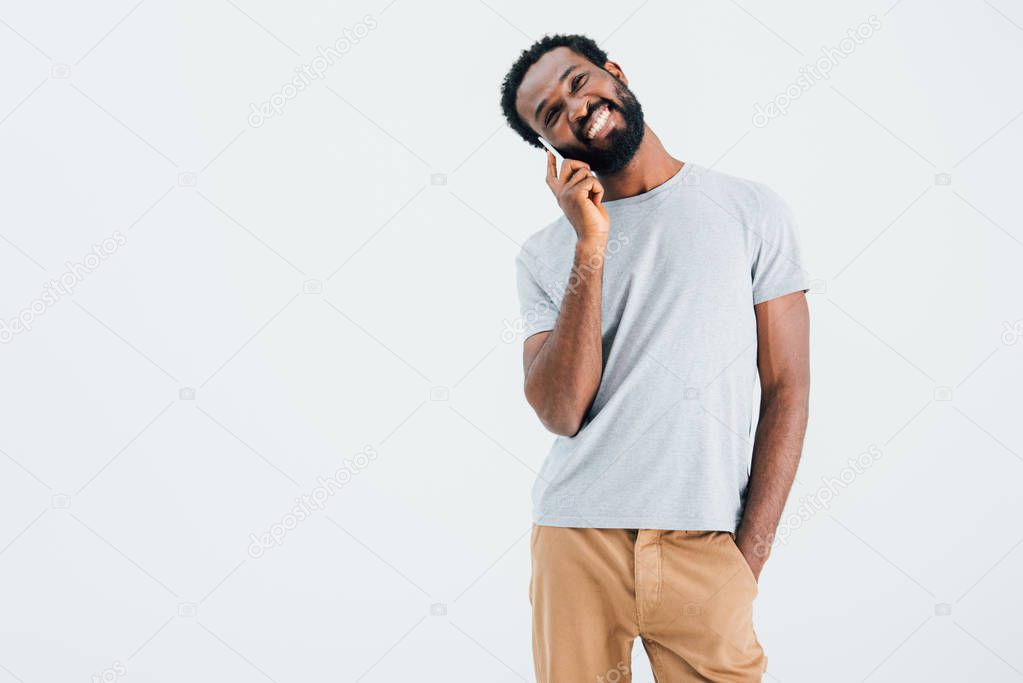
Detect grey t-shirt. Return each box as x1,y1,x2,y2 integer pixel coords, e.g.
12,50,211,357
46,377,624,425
514,162,809,531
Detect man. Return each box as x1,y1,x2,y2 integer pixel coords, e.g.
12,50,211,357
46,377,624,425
500,34,811,681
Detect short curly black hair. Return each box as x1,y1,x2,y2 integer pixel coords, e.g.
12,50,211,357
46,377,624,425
500,34,609,149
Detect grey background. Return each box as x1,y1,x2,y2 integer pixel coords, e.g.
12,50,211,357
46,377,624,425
1,1,1021,681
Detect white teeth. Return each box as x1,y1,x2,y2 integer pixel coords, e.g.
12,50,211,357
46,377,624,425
586,107,610,139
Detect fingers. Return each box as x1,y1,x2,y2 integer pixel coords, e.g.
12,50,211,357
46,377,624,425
545,151,601,206
563,166,590,187
589,177,605,205
566,174,604,202
558,159,591,185
565,166,600,189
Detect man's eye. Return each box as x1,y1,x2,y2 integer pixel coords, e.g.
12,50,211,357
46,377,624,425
544,74,587,127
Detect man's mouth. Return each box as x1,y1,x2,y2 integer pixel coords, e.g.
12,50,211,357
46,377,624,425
584,103,613,140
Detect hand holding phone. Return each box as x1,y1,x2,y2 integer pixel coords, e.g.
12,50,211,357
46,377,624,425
537,135,564,175
539,136,609,242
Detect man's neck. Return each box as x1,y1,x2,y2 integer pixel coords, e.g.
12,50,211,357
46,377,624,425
596,125,684,202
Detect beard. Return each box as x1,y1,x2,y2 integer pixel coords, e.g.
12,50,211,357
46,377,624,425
569,78,645,174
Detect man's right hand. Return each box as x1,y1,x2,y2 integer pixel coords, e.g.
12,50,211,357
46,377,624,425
545,150,610,243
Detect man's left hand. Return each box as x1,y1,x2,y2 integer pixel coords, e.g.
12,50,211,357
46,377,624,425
735,531,771,582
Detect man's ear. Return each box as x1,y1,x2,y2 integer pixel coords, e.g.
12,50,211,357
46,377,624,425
603,60,627,85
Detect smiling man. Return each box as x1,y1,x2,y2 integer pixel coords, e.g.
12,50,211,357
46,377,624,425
501,34,811,681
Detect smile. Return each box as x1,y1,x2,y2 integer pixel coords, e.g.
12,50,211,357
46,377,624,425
585,104,612,140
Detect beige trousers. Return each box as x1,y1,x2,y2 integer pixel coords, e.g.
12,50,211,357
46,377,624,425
530,526,767,682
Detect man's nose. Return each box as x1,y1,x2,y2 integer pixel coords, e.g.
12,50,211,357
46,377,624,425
568,96,590,127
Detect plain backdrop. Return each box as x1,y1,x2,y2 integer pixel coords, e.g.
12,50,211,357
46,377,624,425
1,1,1022,681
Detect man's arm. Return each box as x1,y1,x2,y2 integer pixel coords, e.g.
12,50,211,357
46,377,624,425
735,291,810,579
522,151,610,437
522,236,606,436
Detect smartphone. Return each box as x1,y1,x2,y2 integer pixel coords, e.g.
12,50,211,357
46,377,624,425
538,136,594,180
537,135,564,175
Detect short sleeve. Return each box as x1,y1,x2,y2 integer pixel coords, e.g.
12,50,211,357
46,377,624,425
514,249,559,340
751,186,811,305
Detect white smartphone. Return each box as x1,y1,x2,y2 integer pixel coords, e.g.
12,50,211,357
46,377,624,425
537,135,564,174
538,135,594,179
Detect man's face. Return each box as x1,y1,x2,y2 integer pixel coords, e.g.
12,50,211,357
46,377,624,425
515,46,645,174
